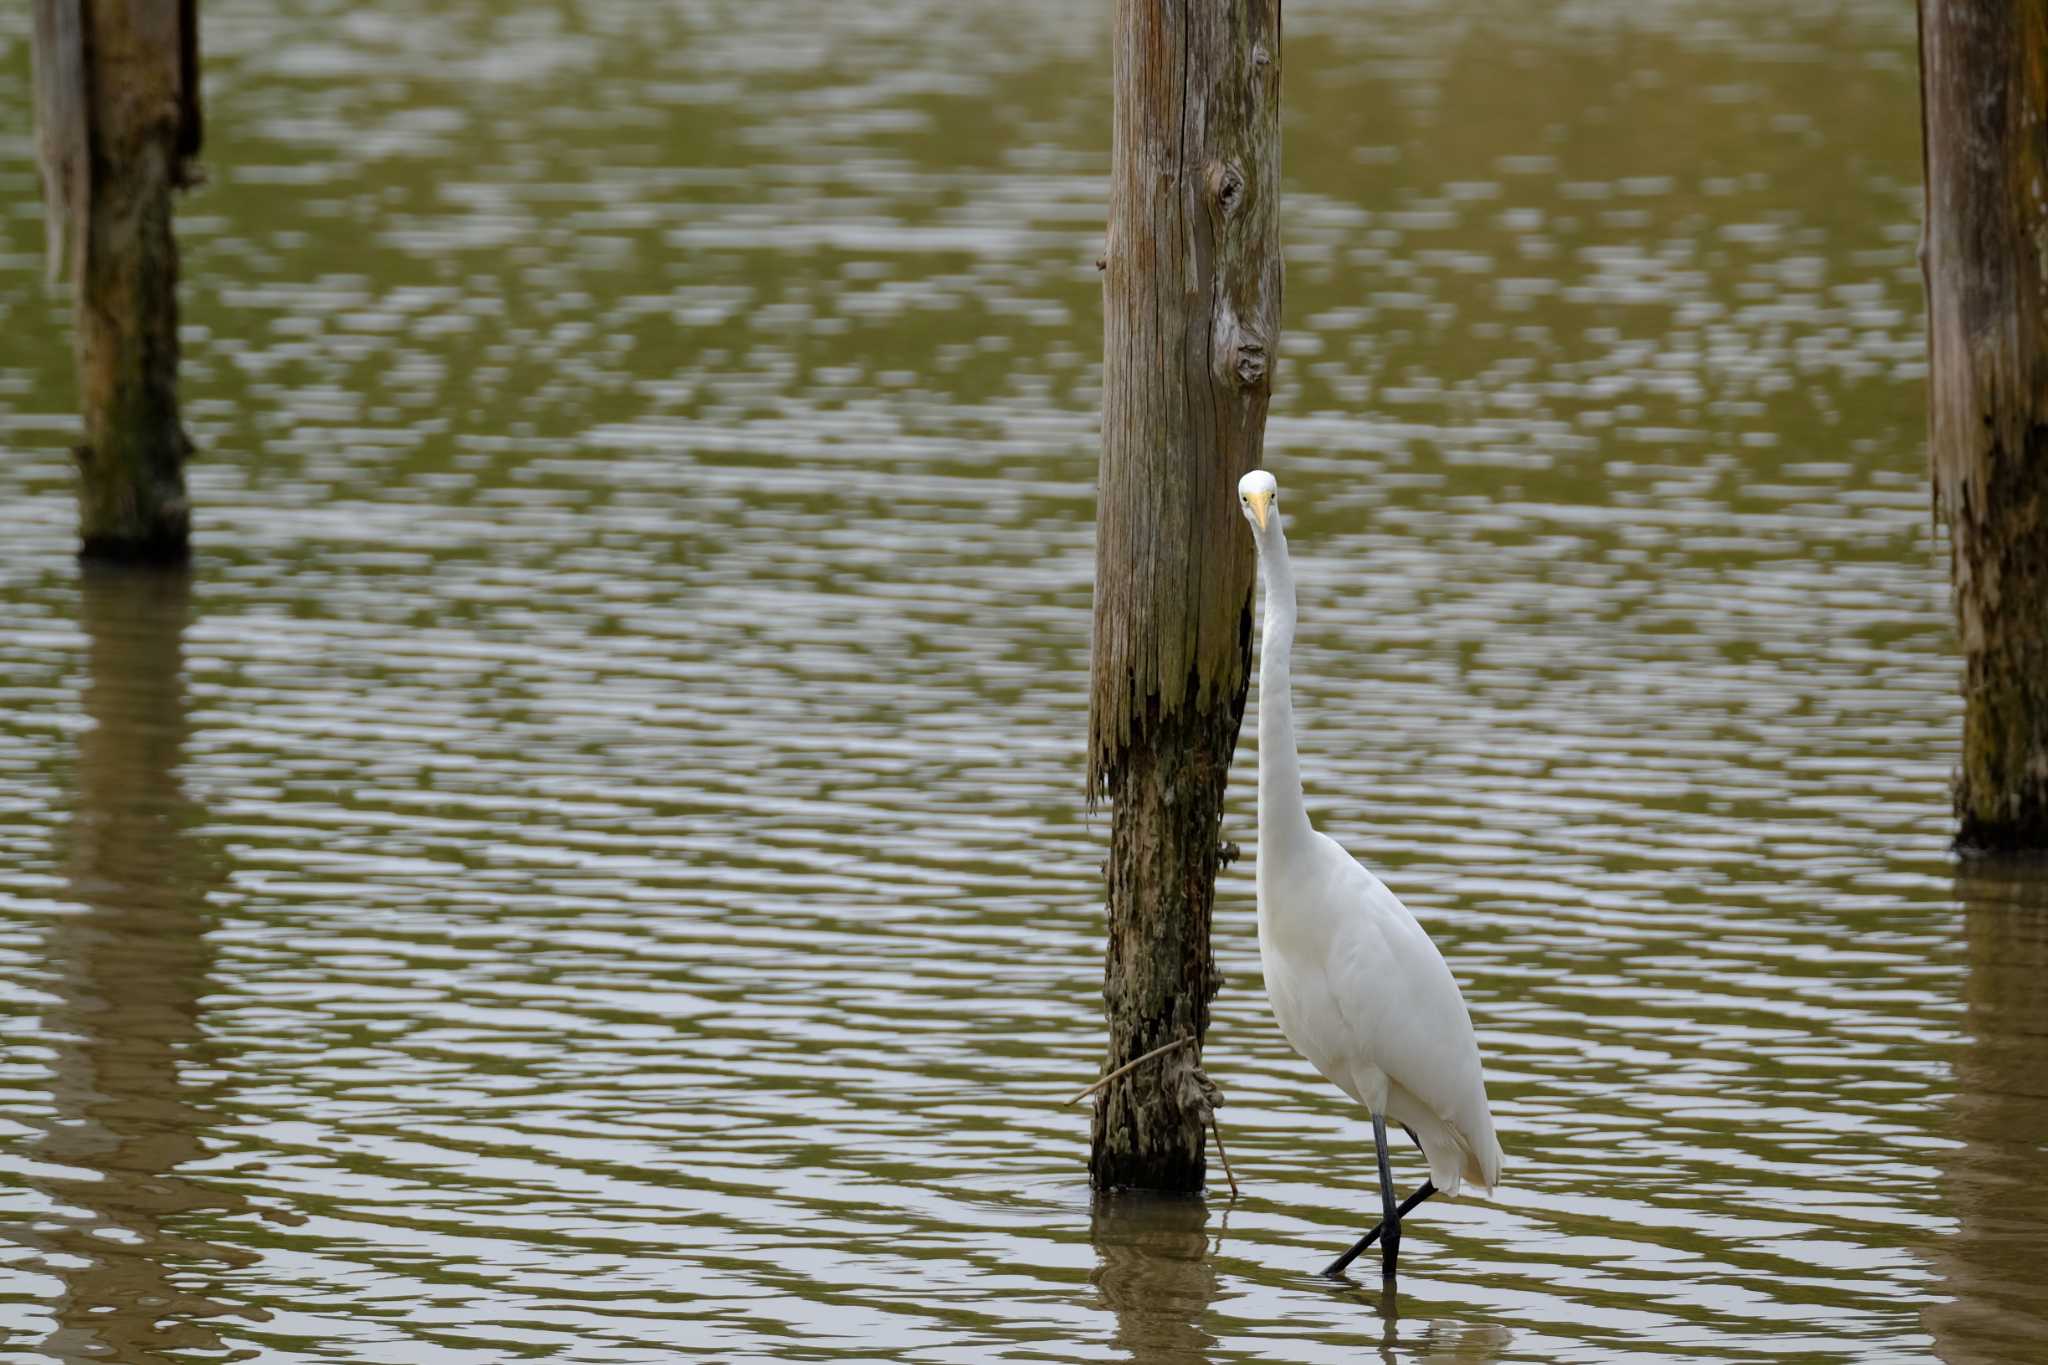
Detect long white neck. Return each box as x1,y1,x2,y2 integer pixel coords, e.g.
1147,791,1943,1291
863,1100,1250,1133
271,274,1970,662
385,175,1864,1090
1254,519,1315,861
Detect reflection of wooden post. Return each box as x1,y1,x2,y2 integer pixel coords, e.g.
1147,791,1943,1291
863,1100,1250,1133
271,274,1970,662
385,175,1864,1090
34,567,248,1359
1087,0,1282,1192
31,0,201,562
1089,1194,1219,1363
1929,871,2048,1363
1919,1,2048,851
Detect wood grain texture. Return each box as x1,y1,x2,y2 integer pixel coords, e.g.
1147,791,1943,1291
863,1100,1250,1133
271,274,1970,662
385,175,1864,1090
1920,0,2048,850
1087,0,1281,1191
30,0,88,284
1090,0,1282,793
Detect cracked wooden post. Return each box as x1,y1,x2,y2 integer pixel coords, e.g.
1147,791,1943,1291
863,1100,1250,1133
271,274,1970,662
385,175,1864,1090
32,0,201,563
1919,0,2048,851
1087,0,1282,1191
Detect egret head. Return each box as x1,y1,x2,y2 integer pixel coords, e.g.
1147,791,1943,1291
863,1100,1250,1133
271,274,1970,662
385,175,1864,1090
1238,469,1279,534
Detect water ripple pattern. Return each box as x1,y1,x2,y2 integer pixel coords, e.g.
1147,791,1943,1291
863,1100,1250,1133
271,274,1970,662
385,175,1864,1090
1,2,2041,1363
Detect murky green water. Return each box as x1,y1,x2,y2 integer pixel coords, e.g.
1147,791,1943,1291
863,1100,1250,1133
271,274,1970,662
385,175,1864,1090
3,2,2045,1361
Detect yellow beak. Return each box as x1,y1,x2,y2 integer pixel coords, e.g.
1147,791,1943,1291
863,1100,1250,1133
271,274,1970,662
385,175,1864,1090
1245,490,1271,531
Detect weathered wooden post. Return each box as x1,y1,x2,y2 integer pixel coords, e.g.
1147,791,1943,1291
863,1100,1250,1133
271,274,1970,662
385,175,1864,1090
1087,0,1282,1191
1919,1,2048,853
32,0,202,562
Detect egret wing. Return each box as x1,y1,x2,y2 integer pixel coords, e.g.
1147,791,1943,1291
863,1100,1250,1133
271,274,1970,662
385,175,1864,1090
1318,839,1501,1190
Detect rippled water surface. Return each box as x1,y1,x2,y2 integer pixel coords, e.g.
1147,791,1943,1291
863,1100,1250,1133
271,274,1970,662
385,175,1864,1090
4,2,2047,1362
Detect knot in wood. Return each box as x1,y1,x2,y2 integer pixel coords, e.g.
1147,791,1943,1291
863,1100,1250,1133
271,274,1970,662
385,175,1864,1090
1253,43,1271,70
1232,336,1268,387
1207,161,1247,217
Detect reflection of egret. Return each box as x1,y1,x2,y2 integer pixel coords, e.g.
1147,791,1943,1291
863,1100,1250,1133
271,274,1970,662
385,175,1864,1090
26,567,253,1360
1927,869,2048,1365
1237,471,1503,1279
1088,1194,1218,1363
1380,1313,1516,1364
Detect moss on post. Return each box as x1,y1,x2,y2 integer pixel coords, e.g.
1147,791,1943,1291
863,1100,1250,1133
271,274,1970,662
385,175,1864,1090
1088,0,1282,1192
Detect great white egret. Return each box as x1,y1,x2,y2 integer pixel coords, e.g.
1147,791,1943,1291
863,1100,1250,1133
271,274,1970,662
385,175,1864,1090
1237,468,1504,1280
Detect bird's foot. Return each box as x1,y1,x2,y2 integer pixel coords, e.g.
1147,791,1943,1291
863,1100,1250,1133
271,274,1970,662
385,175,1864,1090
1326,1220,1391,1277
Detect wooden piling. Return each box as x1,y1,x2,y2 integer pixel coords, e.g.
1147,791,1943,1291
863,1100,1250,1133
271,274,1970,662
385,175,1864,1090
1919,0,2048,852
1087,0,1283,1192
32,0,201,563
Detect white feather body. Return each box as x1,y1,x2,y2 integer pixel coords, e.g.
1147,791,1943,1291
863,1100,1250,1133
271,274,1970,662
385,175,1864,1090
1241,469,1503,1199
1256,830,1502,1195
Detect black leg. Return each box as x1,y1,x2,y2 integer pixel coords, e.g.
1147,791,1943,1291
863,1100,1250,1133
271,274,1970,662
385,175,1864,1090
1323,1178,1435,1276
1375,1113,1401,1276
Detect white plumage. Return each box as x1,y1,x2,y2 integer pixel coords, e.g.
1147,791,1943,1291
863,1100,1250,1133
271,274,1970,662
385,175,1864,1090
1238,468,1503,1276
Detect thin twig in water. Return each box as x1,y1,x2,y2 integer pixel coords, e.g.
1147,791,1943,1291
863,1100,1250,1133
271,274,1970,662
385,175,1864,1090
1208,1114,1240,1200
1066,1036,1196,1106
